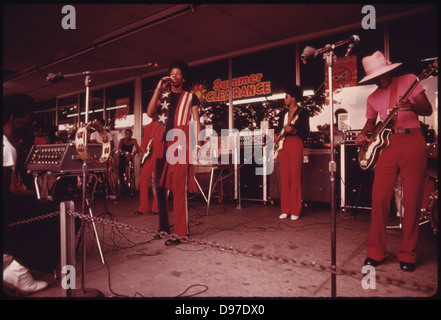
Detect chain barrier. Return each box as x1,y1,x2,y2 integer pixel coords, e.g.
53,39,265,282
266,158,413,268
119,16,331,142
5,209,437,295
5,211,61,228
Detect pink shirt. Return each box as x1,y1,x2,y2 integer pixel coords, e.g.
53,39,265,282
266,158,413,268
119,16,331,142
366,74,425,129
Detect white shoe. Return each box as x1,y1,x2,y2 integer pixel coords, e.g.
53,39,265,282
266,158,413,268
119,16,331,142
291,215,300,221
3,260,48,294
279,213,289,219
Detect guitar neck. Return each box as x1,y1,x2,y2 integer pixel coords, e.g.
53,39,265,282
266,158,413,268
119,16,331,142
377,75,423,133
401,78,419,102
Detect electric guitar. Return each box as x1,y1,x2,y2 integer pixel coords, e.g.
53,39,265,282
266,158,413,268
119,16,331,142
274,109,300,159
140,137,153,167
358,60,438,171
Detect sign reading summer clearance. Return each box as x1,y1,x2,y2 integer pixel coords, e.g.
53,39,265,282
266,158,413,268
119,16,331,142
204,73,271,103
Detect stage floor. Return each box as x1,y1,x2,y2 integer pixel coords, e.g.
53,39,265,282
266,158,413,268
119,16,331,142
10,191,439,301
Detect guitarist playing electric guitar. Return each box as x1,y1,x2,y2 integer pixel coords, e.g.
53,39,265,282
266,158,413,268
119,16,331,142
274,85,309,221
355,51,433,273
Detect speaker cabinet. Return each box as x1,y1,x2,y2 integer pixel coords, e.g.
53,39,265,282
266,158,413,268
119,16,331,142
301,149,331,203
270,148,333,203
238,146,269,202
240,163,264,200
270,146,374,207
339,144,374,209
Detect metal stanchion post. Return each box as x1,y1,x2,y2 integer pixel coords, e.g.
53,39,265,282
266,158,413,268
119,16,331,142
60,201,76,298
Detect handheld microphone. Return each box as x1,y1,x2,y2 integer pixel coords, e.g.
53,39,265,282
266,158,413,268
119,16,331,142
163,76,176,83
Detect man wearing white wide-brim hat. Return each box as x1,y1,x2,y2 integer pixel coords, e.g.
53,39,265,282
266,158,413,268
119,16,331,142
355,51,433,272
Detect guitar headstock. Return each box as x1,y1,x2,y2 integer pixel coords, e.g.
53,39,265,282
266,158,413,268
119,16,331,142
420,60,438,80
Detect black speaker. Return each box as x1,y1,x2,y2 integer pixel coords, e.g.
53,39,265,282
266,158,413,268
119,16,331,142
239,145,268,201
340,144,374,208
301,149,331,203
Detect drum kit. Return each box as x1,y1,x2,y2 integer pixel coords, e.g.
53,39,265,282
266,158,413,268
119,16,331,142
421,141,438,234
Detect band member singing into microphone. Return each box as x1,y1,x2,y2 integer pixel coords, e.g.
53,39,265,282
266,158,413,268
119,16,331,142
275,85,309,221
355,51,432,272
141,60,201,245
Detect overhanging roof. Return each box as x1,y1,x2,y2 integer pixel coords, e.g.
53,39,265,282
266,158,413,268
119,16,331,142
2,3,435,104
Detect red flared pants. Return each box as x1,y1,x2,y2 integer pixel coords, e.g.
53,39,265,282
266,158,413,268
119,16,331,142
367,129,426,263
136,122,164,214
278,136,304,217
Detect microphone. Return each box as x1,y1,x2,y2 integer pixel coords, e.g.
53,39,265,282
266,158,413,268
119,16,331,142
162,76,176,83
301,46,318,64
46,72,64,83
301,35,360,63
344,35,360,57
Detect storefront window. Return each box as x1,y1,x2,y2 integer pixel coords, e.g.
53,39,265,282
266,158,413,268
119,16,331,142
105,81,134,130
189,60,229,132
81,89,105,123
299,26,384,92
299,27,384,132
142,74,163,126
57,94,80,131
389,10,438,133
231,45,296,130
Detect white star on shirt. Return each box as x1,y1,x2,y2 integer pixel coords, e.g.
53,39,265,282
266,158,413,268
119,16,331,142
160,101,170,110
158,113,168,124
161,92,170,98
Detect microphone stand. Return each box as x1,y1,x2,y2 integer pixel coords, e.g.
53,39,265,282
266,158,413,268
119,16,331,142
80,73,105,297
324,49,338,298
47,62,157,297
301,37,358,298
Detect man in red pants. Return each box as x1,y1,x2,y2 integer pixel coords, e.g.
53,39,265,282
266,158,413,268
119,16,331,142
274,85,309,221
145,60,201,246
356,51,433,272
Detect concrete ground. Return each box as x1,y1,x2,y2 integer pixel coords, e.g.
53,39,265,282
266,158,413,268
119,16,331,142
4,189,439,303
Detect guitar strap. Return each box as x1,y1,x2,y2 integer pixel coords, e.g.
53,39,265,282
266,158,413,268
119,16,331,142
386,78,399,127
283,107,302,126
388,78,398,112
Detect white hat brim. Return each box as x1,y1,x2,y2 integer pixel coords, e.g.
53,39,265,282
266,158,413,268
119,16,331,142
358,62,402,84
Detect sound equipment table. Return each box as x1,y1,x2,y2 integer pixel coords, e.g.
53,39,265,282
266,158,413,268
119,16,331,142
25,143,107,200
25,143,107,173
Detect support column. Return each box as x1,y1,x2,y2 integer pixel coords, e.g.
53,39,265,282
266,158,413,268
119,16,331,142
134,76,143,190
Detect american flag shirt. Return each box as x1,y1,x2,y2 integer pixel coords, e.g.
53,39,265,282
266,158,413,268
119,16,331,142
154,90,199,163
155,90,195,134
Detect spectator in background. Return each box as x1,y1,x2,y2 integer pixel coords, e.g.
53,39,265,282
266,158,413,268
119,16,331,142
3,93,60,295
33,125,50,145
90,118,115,150
118,128,140,194
55,130,71,144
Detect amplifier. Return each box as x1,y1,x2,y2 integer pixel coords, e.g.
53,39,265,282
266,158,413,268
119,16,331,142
270,148,333,202
303,131,326,148
339,144,373,209
25,143,108,173
342,130,362,145
301,148,331,203
239,135,266,146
